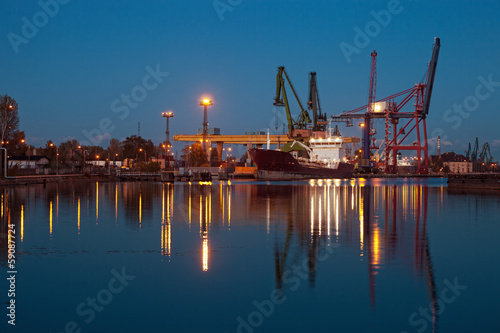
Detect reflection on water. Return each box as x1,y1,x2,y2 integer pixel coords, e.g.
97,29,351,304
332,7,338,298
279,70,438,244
1,179,499,332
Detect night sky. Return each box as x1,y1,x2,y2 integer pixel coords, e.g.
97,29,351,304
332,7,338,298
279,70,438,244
1,0,499,158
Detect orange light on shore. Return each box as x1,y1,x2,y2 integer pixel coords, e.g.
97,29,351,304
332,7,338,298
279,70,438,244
359,123,365,127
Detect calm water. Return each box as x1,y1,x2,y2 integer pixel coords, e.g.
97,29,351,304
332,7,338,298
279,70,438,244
1,179,499,333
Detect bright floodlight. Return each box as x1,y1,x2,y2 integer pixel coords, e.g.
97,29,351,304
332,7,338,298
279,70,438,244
162,111,174,117
374,104,381,112
200,99,213,106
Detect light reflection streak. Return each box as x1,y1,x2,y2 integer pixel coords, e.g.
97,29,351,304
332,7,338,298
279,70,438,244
335,186,340,237
199,195,202,236
266,196,270,235
189,184,192,231
20,205,24,242
310,195,314,238
228,186,231,229
77,197,81,234
327,184,331,238
139,193,142,228
115,184,118,221
372,224,381,267
359,194,364,254
202,232,208,271
318,195,322,236
50,201,53,237
96,182,98,222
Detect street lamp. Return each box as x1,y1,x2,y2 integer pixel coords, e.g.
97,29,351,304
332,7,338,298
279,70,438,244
200,98,213,154
50,143,59,175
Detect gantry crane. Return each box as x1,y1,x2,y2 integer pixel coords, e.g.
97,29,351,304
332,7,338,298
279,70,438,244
332,38,441,174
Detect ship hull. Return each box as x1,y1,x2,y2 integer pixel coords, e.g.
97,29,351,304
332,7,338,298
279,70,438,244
248,148,354,180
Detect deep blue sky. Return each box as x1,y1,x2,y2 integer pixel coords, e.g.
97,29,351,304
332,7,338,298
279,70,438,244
1,0,499,158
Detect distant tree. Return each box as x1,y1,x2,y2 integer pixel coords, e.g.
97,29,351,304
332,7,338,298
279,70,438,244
136,162,161,172
181,143,207,167
109,138,122,160
59,139,80,163
5,130,26,155
121,135,155,161
443,164,450,174
0,95,20,146
430,158,443,173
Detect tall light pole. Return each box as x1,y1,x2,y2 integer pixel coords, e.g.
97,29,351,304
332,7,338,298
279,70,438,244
200,98,213,155
162,111,174,169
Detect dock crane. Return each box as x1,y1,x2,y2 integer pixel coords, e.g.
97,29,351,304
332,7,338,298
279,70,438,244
274,66,311,138
480,142,494,164
332,37,441,174
308,72,328,131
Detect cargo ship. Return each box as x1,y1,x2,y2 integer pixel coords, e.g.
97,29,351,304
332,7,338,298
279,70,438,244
248,132,354,180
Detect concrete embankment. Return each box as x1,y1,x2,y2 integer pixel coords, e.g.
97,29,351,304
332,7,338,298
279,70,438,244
447,174,500,190
0,174,114,186
352,174,444,178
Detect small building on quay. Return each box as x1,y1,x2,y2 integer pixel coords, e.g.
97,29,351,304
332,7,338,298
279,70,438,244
430,152,473,174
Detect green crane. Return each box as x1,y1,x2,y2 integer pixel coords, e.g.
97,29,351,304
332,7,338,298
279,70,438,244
273,66,311,138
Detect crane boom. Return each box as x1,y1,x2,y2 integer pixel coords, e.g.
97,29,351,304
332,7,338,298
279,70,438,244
308,72,326,131
273,66,311,137
422,37,440,115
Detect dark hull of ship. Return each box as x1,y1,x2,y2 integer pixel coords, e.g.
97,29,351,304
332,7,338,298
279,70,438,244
248,148,354,180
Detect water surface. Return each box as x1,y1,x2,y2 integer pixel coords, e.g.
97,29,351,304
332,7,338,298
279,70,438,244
1,179,499,332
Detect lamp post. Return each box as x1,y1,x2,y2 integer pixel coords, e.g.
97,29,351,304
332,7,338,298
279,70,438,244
162,111,174,147
50,143,59,175
200,98,213,155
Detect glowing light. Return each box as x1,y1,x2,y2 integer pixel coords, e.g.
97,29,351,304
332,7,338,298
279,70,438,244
201,98,213,106
21,205,24,242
